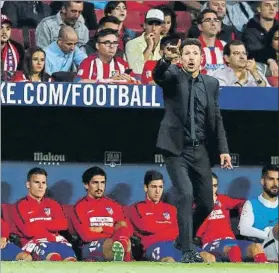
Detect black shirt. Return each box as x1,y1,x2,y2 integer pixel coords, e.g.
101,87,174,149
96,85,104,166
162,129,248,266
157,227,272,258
184,73,207,142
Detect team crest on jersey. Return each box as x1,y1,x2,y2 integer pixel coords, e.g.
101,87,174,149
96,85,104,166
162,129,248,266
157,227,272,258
163,212,170,220
106,207,113,215
44,208,51,216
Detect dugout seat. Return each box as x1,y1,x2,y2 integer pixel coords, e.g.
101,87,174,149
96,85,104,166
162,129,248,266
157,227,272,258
1,203,21,246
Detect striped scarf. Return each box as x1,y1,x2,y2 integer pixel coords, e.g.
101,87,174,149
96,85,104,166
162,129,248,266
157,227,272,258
1,41,20,72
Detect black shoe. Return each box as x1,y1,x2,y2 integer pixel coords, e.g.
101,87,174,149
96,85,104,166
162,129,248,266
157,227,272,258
181,250,204,263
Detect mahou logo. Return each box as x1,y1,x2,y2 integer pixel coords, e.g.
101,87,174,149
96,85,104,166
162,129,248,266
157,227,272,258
33,152,65,165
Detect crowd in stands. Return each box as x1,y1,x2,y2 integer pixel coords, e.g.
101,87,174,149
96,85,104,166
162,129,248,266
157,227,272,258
1,0,278,86
1,164,278,262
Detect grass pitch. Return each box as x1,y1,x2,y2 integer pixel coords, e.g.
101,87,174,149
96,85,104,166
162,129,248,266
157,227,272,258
1,262,278,273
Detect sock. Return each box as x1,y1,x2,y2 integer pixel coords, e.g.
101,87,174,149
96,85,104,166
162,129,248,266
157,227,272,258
124,251,132,262
254,253,268,263
49,253,63,261
113,227,130,252
228,246,242,262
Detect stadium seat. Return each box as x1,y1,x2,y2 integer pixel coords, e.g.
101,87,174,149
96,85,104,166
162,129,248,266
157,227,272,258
95,9,104,23
11,28,24,46
124,10,143,33
176,11,192,36
28,29,36,47
267,76,279,87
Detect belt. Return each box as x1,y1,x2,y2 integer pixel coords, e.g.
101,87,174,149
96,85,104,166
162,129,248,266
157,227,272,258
185,139,206,147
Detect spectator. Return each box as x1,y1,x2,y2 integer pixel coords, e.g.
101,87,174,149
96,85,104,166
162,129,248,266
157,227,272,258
36,1,89,49
2,1,51,28
83,16,122,57
104,1,136,50
12,47,51,82
223,1,254,33
189,0,238,42
50,1,97,30
211,40,269,87
238,164,278,262
142,35,180,84
44,26,86,76
197,9,226,74
125,9,164,74
1,15,24,80
242,0,279,63
75,28,135,83
158,5,177,37
265,25,279,86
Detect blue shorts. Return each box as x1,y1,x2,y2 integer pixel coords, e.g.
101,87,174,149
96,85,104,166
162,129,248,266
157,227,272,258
203,239,252,261
1,243,23,261
32,242,76,261
82,239,106,261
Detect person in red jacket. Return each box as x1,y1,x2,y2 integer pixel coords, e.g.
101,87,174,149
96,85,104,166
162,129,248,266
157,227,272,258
127,170,215,263
196,173,268,263
1,218,32,261
72,166,132,262
12,167,77,261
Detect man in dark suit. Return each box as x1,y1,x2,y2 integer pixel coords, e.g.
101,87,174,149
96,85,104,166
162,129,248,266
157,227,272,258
153,38,232,263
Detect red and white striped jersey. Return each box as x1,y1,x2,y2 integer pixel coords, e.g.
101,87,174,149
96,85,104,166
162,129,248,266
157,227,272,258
199,36,226,75
76,54,131,81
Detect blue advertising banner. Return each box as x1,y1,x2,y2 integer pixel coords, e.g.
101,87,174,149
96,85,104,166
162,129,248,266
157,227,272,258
1,82,278,110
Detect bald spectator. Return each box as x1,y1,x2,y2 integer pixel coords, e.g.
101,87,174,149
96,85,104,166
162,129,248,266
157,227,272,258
44,26,87,75
212,40,269,87
242,0,279,63
189,0,239,42
36,1,89,49
125,9,164,74
197,9,226,74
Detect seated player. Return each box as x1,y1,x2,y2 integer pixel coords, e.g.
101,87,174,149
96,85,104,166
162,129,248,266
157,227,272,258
197,173,268,263
127,170,215,263
12,167,77,261
239,164,278,262
71,166,132,262
1,218,32,261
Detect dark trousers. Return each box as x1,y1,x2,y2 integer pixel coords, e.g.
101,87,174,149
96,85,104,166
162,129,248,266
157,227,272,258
164,144,214,252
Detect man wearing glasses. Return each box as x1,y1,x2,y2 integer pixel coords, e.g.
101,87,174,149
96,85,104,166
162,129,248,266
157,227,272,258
211,40,269,87
197,9,226,74
75,28,135,83
125,9,164,74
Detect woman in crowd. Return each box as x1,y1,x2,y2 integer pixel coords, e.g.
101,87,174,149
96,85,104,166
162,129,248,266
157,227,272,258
159,5,177,37
104,1,136,50
12,47,51,82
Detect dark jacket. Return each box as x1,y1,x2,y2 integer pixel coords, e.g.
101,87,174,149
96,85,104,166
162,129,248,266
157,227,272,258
153,59,229,163
188,20,240,42
242,15,279,62
2,1,51,28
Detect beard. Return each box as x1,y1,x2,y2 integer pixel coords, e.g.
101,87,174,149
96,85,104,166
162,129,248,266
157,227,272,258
263,184,279,198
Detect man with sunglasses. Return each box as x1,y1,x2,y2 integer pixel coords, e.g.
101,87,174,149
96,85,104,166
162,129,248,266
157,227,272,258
197,9,226,74
75,28,135,83
196,173,268,263
125,9,164,74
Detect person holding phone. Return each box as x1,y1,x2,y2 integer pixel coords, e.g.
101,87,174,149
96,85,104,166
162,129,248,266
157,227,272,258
75,28,137,83
153,37,232,263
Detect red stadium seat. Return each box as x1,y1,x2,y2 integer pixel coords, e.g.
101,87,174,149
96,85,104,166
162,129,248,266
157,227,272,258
124,10,143,33
62,204,77,235
267,76,279,87
176,11,192,36
1,203,18,234
11,28,24,46
29,29,36,47
95,9,104,23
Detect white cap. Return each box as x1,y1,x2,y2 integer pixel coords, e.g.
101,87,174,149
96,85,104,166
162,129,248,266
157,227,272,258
145,9,164,23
